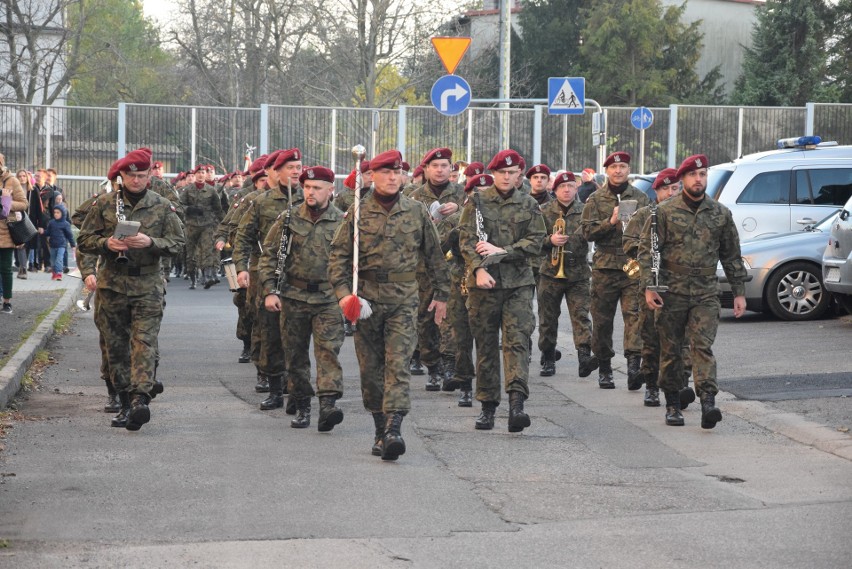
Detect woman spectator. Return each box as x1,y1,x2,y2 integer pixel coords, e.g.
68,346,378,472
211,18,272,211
16,169,40,278
1,153,29,314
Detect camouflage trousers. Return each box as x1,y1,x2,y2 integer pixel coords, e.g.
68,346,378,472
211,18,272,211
353,300,418,415
537,275,593,354
281,299,344,399
247,270,262,363
447,275,474,384
415,275,442,369
233,287,253,343
466,285,535,403
639,300,692,388
590,268,642,360
255,282,285,377
92,290,110,383
184,224,218,273
656,292,720,396
94,287,164,395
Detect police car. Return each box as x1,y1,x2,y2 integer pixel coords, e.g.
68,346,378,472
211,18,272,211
822,193,852,313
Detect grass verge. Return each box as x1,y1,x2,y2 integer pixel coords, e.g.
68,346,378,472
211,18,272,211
0,297,61,369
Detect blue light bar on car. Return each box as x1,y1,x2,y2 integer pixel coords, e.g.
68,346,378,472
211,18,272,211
776,136,822,149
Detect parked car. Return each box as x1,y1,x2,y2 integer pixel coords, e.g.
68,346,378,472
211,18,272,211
717,209,839,321
822,194,852,313
628,174,656,202
706,136,852,240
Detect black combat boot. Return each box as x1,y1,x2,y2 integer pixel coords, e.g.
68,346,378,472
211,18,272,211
381,412,406,461
150,379,164,399
173,263,183,278
290,397,311,429
507,391,531,433
238,339,251,363
189,271,197,289
679,386,696,410
317,396,344,432
644,372,660,407
441,353,456,386
409,353,425,376
540,350,556,377
285,394,297,415
425,362,443,391
700,393,722,430
371,413,385,456
255,372,269,393
540,349,562,366
104,380,121,413
110,392,131,428
626,355,643,390
664,391,684,426
475,401,498,430
126,393,151,431
458,387,473,407
598,359,615,389
203,268,216,289
260,375,284,410
577,345,598,378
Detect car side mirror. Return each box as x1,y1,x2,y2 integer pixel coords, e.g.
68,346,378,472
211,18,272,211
840,209,850,221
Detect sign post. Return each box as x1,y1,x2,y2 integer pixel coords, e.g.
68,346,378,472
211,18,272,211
630,106,654,175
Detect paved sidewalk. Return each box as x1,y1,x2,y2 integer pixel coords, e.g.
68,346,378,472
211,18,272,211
0,268,82,409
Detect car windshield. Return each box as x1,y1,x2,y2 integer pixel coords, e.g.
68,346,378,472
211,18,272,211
706,166,734,199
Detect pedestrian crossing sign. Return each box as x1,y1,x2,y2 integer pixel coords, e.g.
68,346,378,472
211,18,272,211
548,77,585,115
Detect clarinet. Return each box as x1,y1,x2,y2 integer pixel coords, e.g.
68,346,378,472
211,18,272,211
115,186,129,265
461,194,489,295
270,186,294,296
647,204,668,292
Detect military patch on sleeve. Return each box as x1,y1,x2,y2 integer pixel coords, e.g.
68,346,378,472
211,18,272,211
170,205,177,212
343,211,350,219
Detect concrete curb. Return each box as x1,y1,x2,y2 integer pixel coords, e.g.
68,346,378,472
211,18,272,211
0,280,83,410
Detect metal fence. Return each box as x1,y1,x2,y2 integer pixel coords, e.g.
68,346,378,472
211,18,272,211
2,100,850,212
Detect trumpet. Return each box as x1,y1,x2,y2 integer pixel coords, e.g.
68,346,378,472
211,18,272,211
623,257,640,278
551,215,568,279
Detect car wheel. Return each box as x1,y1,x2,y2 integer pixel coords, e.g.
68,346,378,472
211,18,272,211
764,262,830,321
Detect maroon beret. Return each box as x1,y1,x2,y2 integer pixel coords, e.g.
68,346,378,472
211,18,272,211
251,169,268,183
463,162,485,177
111,147,153,180
518,158,526,171
451,162,460,172
370,150,403,171
652,168,680,190
603,152,631,167
174,172,186,182
248,155,267,174
525,164,551,179
272,148,302,170
152,161,163,169
299,165,335,184
676,154,709,179
359,159,371,174
422,147,452,164
343,169,358,189
412,165,424,178
401,161,410,172
486,150,522,172
263,150,282,170
464,174,494,193
552,171,576,188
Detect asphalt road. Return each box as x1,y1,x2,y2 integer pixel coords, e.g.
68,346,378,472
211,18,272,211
0,281,850,568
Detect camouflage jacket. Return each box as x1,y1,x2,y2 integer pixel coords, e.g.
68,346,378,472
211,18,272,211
179,183,224,227
623,204,652,260
71,189,107,279
214,187,260,247
539,198,590,282
436,209,464,279
638,193,747,297
409,182,466,212
78,190,184,296
334,186,372,214
257,202,344,304
581,182,650,270
458,185,546,290
150,177,184,223
233,185,303,272
328,193,450,304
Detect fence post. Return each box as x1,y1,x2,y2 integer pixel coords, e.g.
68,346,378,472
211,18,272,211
330,108,337,173
562,115,568,171
532,105,543,166
667,104,678,167
805,102,815,136
466,108,473,163
44,106,52,168
190,107,197,169
397,105,407,160
737,107,744,158
117,102,127,158
260,104,269,155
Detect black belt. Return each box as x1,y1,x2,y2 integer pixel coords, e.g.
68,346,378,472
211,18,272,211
595,245,626,255
662,261,716,276
111,264,160,276
287,276,332,292
359,270,417,283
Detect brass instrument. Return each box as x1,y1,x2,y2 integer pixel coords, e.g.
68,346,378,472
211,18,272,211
115,185,129,265
616,194,639,279
551,215,568,279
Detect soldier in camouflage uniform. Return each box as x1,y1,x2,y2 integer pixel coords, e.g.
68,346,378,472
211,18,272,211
149,161,184,280
259,166,345,431
623,168,691,408
639,154,747,428
235,149,304,408
526,163,554,365
78,148,185,431
180,165,223,289
334,160,372,214
580,152,649,389
328,149,449,461
537,171,597,378
438,173,493,407
409,147,465,390
402,165,424,197
459,149,547,433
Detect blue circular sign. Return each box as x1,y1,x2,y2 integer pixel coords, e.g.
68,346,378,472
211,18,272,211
631,107,654,130
430,75,472,117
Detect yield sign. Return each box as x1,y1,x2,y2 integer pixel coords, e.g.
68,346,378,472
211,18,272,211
431,37,472,75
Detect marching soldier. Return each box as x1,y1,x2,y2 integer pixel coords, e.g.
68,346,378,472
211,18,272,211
335,159,372,213
149,160,183,280
409,147,465,390
78,148,185,431
639,154,747,428
180,165,223,289
259,166,345,431
580,151,649,389
328,149,449,461
459,149,546,433
537,171,597,378
526,164,553,207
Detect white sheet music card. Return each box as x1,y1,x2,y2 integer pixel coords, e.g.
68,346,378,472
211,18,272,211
114,220,141,239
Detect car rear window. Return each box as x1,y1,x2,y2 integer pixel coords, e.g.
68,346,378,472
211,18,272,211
795,168,852,206
706,168,733,200
736,171,791,204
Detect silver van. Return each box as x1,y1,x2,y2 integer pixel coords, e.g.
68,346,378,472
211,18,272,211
822,194,852,313
706,137,852,240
